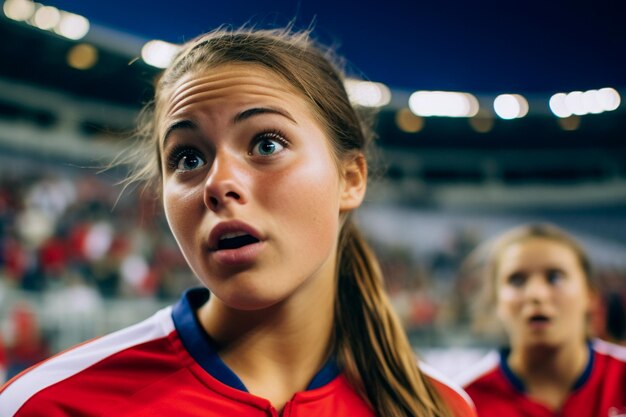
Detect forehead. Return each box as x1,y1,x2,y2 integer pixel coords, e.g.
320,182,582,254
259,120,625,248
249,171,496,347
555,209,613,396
163,63,309,120
497,237,580,272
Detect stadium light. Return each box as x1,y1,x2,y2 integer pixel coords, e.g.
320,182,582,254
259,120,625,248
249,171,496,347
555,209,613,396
344,80,392,108
565,91,586,116
408,91,479,117
67,43,98,70
549,87,621,118
33,5,60,30
493,94,529,119
56,12,90,40
395,108,424,133
597,87,620,111
581,90,603,114
3,0,36,21
141,40,180,68
557,115,581,131
3,1,91,40
469,110,495,133
549,93,571,118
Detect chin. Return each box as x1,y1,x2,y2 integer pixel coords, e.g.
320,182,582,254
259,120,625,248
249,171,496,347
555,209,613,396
215,287,287,311
226,298,281,311
523,337,561,351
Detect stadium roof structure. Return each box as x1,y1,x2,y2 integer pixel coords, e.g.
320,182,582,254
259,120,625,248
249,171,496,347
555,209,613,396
1,5,625,218
1,12,157,106
20,0,626,94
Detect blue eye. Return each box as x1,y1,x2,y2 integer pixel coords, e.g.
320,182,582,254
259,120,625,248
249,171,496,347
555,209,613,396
178,153,205,171
167,147,206,172
507,273,526,287
546,269,565,284
257,140,280,155
251,131,287,157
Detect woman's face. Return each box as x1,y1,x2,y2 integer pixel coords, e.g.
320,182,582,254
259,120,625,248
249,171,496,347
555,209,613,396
159,64,365,310
495,237,591,349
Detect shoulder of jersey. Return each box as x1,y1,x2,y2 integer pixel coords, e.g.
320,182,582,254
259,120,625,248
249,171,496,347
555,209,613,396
0,306,175,416
451,350,500,388
592,338,626,362
419,361,477,417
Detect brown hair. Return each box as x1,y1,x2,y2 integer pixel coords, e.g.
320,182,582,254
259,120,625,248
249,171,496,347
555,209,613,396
127,27,454,417
465,223,593,338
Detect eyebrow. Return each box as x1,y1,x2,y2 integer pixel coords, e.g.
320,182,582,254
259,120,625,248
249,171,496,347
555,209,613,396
162,107,297,146
163,120,197,146
233,107,297,124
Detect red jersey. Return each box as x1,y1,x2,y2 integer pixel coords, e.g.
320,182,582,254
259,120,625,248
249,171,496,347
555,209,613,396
456,340,626,417
0,288,475,417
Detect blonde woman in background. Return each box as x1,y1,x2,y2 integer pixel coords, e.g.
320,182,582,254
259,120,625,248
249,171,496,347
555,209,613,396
456,223,626,416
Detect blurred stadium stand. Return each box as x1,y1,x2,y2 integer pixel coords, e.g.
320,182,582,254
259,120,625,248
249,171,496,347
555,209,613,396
0,4,625,380
2,10,625,209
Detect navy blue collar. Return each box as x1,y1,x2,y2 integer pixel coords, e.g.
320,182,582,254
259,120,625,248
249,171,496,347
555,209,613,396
171,287,340,392
499,342,594,392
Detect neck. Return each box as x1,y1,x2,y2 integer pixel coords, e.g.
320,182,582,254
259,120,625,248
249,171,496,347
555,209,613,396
510,340,588,378
508,340,589,409
197,268,336,410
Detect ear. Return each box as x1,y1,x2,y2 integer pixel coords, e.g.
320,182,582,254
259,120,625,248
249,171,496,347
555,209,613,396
585,286,600,314
339,153,367,212
585,288,602,338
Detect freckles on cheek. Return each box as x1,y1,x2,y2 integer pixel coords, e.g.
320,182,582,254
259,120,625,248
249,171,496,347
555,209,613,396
267,151,339,198
288,170,339,215
266,164,341,245
163,182,200,234
162,182,179,221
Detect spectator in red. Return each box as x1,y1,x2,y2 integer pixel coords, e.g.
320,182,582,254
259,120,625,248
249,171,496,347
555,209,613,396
4,302,50,380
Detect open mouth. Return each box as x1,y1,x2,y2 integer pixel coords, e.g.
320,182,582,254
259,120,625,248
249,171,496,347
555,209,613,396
217,232,260,250
528,314,550,324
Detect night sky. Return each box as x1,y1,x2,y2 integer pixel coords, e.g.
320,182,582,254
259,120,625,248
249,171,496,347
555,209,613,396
40,0,626,94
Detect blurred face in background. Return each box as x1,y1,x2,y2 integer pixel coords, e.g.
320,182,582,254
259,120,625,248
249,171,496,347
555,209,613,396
159,64,364,311
495,237,591,350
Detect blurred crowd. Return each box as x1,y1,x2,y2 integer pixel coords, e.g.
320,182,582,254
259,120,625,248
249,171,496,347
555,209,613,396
0,169,194,298
0,167,195,381
0,168,625,383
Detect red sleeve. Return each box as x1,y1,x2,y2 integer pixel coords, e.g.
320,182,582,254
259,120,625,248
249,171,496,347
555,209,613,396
0,340,5,365
419,361,477,417
429,376,477,417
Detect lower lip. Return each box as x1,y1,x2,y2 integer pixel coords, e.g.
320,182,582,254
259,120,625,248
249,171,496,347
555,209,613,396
210,241,265,266
528,320,551,330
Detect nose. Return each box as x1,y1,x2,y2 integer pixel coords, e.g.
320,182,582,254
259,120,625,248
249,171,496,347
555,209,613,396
203,153,246,211
525,275,551,303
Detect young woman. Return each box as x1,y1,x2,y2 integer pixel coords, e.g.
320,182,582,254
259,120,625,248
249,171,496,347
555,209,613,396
0,27,474,417
456,223,626,417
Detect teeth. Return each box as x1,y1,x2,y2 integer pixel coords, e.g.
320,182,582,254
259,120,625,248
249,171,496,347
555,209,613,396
219,231,249,241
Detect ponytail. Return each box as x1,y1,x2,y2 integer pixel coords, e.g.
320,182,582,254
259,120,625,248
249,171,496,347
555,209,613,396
334,220,454,417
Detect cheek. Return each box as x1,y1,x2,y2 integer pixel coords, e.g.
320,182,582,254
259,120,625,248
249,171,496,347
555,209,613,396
162,181,201,246
561,284,591,313
261,158,341,242
497,286,518,304
496,287,521,319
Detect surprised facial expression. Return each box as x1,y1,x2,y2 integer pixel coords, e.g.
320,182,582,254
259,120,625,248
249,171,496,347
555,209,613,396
159,64,364,310
495,237,591,349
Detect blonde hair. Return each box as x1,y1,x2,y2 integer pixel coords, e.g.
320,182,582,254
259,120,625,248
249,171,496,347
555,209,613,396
126,26,454,417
